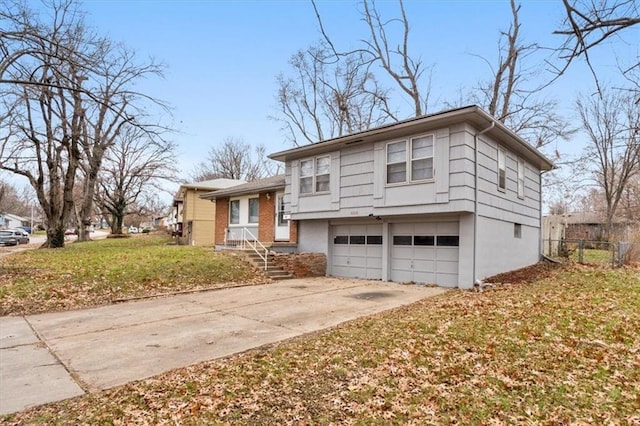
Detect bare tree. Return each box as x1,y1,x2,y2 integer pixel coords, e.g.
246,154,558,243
466,0,575,150
74,43,167,242
0,179,32,217
576,89,640,237
0,0,90,247
0,0,168,246
552,0,640,92
274,42,394,145
189,137,275,182
94,125,176,235
312,0,432,118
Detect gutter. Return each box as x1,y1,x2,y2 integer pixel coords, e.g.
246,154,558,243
473,120,495,288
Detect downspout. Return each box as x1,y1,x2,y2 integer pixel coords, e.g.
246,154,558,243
473,121,495,289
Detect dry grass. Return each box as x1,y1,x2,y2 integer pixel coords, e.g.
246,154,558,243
0,235,269,316
3,264,639,425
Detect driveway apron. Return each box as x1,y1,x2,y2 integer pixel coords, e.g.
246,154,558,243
1,277,446,414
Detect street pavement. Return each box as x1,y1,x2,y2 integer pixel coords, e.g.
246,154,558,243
0,277,447,415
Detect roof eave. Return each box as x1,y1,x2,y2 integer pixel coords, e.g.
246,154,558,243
268,105,554,171
200,183,285,200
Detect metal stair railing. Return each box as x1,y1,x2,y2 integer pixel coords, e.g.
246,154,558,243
241,227,269,270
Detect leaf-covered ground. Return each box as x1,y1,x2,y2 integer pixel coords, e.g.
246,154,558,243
4,264,639,425
0,236,269,315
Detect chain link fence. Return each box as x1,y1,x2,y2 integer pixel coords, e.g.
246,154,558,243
543,239,636,267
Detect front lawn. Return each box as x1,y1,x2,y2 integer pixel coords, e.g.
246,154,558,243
0,236,268,315
4,264,639,424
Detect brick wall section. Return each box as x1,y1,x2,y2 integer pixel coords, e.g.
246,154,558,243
258,192,275,242
289,220,298,244
272,252,327,278
215,197,229,245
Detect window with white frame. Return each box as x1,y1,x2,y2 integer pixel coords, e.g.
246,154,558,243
386,141,406,184
229,200,240,224
497,148,506,191
315,156,330,192
299,156,330,194
277,195,287,226
248,198,259,223
387,134,434,184
411,135,434,180
517,158,525,199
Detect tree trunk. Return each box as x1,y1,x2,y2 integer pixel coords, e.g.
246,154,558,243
43,221,66,249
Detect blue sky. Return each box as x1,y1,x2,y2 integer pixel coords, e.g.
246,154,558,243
5,0,638,203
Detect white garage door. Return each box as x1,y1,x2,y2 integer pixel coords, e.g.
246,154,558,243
390,222,459,286
331,224,383,280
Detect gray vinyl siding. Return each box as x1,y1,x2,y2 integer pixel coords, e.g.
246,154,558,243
475,216,540,280
475,133,541,227
339,144,375,210
297,220,329,253
284,123,543,232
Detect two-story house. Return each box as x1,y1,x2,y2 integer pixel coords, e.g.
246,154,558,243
269,105,554,289
172,178,245,246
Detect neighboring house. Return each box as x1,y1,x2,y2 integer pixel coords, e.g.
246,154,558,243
201,175,297,250
543,212,633,248
0,213,29,230
268,105,554,289
172,178,245,246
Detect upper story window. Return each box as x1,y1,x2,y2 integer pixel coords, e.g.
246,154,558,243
386,134,434,184
229,199,240,224
497,148,506,192
517,158,525,199
300,156,330,194
248,198,259,223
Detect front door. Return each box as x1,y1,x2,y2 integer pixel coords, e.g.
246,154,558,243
274,192,289,241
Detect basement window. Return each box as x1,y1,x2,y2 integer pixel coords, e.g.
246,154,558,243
514,223,522,239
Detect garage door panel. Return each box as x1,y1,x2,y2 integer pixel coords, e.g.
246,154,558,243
390,269,412,283
349,246,367,257
366,246,382,257
414,259,435,271
366,257,382,268
330,224,382,280
390,259,412,272
348,256,368,268
391,246,412,257
333,245,350,256
331,265,353,278
436,260,458,274
413,246,435,260
391,221,459,287
365,267,382,279
413,271,436,284
436,248,458,261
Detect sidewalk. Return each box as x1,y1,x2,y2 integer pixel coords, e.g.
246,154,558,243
0,277,446,415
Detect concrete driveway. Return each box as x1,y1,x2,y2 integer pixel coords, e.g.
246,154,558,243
0,277,447,415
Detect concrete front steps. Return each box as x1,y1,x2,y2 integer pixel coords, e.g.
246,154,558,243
231,249,294,281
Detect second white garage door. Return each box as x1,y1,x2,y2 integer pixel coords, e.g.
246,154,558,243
390,222,459,286
331,224,383,280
